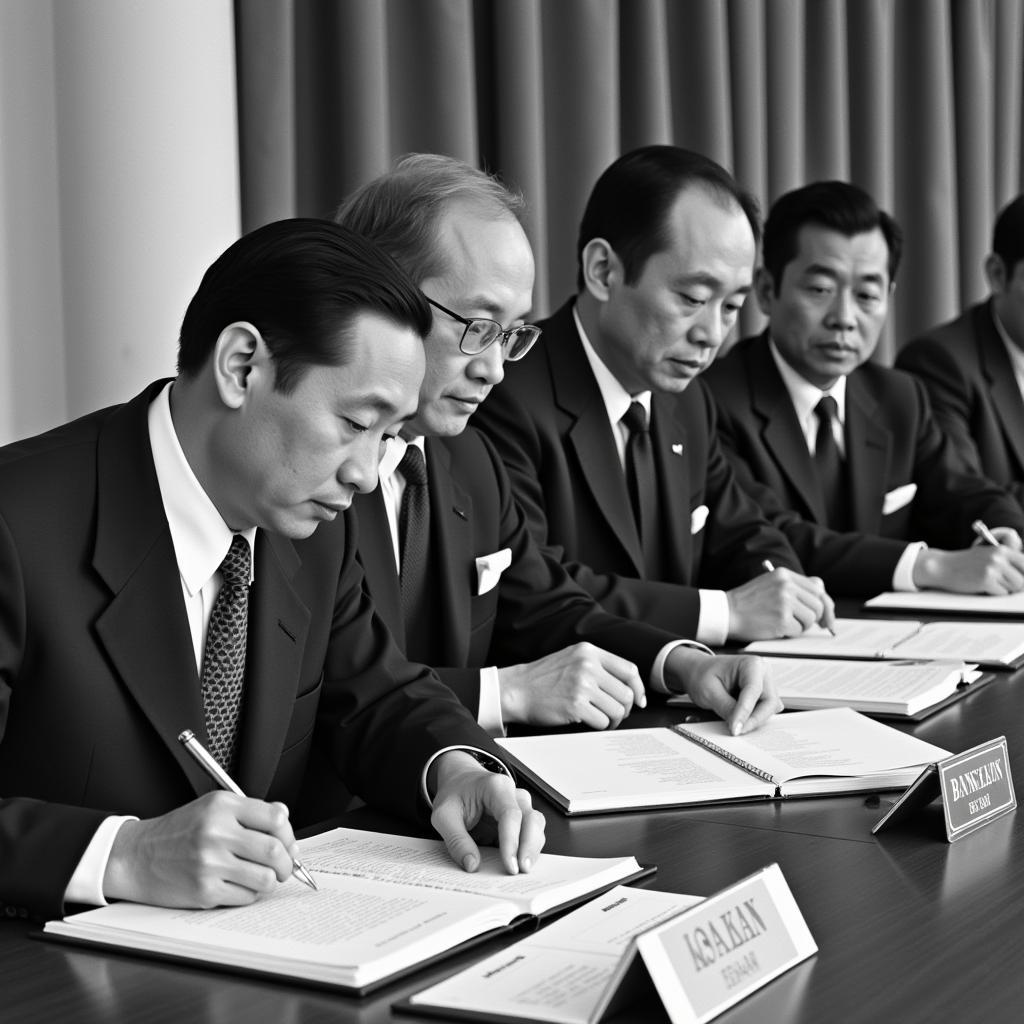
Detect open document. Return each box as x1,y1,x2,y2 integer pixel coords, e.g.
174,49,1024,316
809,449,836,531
743,616,1024,669
43,828,647,994
402,885,702,1024
496,709,952,814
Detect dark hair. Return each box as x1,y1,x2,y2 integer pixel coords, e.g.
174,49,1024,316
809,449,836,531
335,153,525,282
992,195,1024,276
575,145,762,291
177,218,431,392
761,181,903,291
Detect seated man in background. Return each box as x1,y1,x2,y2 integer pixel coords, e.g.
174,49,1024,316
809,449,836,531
334,153,780,738
0,219,545,922
702,180,1024,598
896,194,1024,506
474,145,835,645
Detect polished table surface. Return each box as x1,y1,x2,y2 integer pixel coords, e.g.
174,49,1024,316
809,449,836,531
5,665,1024,1024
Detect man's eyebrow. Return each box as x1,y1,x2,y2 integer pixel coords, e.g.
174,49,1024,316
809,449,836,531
671,272,752,294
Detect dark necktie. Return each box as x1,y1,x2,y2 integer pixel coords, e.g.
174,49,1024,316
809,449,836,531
201,534,251,773
622,401,660,576
398,445,430,625
814,395,848,530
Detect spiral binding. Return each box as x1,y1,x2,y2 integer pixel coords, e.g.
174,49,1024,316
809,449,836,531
672,725,777,784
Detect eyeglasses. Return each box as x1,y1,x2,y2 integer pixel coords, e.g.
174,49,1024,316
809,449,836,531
426,297,542,362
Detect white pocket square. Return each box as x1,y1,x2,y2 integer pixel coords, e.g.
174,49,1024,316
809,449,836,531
475,548,512,595
882,482,917,516
690,504,709,535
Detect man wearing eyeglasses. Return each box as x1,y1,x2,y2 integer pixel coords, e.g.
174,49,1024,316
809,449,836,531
329,154,781,744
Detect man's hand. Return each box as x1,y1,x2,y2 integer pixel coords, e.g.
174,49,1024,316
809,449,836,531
103,792,299,908
727,568,835,641
429,751,546,875
666,647,782,735
913,543,1024,595
497,643,646,729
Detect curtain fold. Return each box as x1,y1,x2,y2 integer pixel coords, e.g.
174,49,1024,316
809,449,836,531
3,1,1022,444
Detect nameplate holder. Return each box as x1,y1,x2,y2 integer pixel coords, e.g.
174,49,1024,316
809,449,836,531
872,736,1015,842
630,863,816,1024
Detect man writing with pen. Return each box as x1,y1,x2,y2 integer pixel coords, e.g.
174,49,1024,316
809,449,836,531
0,220,545,922
702,180,1024,598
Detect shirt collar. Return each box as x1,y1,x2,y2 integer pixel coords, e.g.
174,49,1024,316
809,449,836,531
147,381,255,597
573,304,652,425
380,435,425,483
768,337,847,427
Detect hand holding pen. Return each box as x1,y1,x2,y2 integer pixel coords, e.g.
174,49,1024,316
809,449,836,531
178,729,318,891
761,560,837,637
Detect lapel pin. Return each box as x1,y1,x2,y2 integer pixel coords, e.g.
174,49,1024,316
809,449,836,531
671,443,684,456
453,506,468,521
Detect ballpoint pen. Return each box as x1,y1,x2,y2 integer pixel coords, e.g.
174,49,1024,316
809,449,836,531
972,519,1002,548
177,729,319,891
762,560,836,636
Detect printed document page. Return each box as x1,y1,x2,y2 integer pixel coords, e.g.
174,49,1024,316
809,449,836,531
496,729,774,813
678,708,952,795
745,617,1024,666
759,657,970,715
408,885,702,1024
298,828,641,916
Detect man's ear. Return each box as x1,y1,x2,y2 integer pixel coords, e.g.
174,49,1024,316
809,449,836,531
212,321,267,409
580,238,621,302
984,253,1007,294
753,266,776,316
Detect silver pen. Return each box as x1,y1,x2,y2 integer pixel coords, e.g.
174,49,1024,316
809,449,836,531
972,519,1002,548
177,729,318,891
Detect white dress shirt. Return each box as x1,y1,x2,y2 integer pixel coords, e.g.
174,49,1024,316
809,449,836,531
767,341,922,591
574,306,732,644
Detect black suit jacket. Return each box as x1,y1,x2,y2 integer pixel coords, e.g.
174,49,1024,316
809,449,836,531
353,428,683,716
703,333,1024,596
472,300,802,636
896,300,1024,506
0,383,500,920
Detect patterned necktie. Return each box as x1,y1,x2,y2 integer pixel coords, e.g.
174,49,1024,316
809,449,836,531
398,445,430,626
622,401,660,576
814,395,848,530
201,534,251,773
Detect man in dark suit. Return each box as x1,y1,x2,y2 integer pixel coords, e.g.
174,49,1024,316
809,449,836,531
474,146,834,645
703,181,1024,598
896,194,1024,506
0,220,544,922
335,154,780,735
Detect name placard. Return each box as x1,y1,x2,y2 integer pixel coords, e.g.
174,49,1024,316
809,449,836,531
938,736,1015,841
634,864,816,1024
872,736,1015,842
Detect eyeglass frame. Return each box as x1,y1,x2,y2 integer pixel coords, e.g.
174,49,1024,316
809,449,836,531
425,297,542,362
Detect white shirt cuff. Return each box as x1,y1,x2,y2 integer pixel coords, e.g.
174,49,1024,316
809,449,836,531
650,639,715,695
895,542,928,591
64,815,137,906
420,746,515,808
696,589,730,646
477,667,505,737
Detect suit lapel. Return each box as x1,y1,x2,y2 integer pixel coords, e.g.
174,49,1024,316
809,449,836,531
844,371,891,532
549,308,645,574
234,531,309,795
978,302,1024,473
426,439,473,666
748,340,828,522
354,490,406,645
91,383,213,798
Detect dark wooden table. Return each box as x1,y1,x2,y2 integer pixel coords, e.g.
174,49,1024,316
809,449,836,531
5,667,1024,1024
